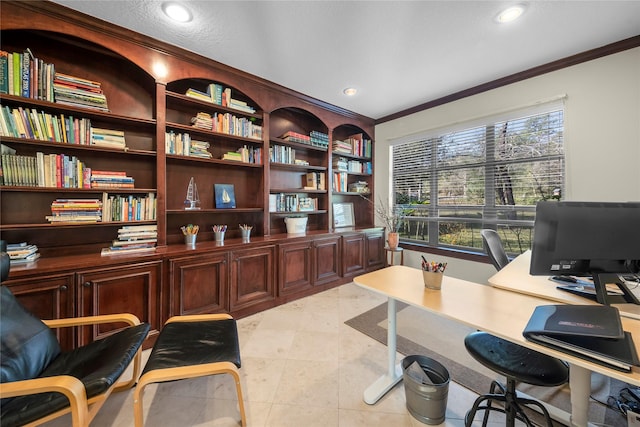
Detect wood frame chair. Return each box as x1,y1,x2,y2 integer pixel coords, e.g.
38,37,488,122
133,313,246,427
0,312,148,427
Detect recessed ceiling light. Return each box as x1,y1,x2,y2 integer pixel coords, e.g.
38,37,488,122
162,2,192,23
495,4,526,24
343,87,357,96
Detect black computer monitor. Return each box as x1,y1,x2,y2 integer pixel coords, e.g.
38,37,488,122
530,201,640,305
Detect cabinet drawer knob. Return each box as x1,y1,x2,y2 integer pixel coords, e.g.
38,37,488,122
60,285,68,291
83,281,92,287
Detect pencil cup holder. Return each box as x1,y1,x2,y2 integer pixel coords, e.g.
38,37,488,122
423,271,444,290
185,234,197,246
214,231,225,243
241,229,251,242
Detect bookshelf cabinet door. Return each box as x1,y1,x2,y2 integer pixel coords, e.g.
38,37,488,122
341,232,366,278
365,230,385,270
229,245,276,315
3,275,75,351
168,252,229,316
76,261,162,346
278,240,313,297
312,235,341,286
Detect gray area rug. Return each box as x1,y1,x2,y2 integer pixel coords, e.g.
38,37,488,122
345,301,628,426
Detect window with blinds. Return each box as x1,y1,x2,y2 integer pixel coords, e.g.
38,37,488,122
391,105,564,254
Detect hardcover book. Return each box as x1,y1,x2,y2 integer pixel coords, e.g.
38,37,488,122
523,304,639,371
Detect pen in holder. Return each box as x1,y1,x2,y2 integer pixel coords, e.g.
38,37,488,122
181,224,199,247
212,224,227,243
239,224,253,242
421,256,447,290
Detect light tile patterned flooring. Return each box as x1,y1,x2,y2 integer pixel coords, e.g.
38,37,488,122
43,282,505,427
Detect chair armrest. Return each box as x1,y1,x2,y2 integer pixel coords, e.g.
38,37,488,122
165,313,232,324
0,375,89,427
43,313,141,329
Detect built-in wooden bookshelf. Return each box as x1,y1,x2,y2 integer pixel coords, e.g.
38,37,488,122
0,1,380,336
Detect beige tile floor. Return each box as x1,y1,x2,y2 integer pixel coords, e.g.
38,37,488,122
42,282,508,427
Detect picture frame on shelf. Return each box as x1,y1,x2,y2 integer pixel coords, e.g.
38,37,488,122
333,202,355,229
214,184,236,209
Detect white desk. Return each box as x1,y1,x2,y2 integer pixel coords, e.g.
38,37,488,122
354,265,640,427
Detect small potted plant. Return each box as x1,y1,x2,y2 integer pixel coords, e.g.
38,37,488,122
371,197,406,249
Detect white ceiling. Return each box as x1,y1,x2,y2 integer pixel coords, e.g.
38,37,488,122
51,1,640,120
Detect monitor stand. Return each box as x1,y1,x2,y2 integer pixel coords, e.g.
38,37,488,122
593,272,640,306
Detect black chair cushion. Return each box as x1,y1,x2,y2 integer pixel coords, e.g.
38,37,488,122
465,331,569,387
1,321,150,427
142,319,240,375
1,285,61,384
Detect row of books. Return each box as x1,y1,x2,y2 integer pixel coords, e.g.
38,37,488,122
165,131,212,158
190,111,263,140
6,242,40,265
269,193,318,213
0,49,55,101
1,152,89,188
101,192,156,222
333,156,372,174
0,104,127,149
0,152,135,189
269,144,297,165
0,49,109,112
53,72,109,112
101,224,157,256
333,133,372,158
221,145,262,164
46,198,102,223
333,171,350,193
185,83,257,114
303,172,326,190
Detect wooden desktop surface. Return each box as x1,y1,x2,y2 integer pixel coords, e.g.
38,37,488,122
354,265,640,386
489,250,640,320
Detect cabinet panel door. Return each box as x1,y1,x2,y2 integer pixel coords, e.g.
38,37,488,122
230,246,275,312
365,231,385,270
313,236,341,285
168,252,228,316
278,241,313,296
342,233,366,277
4,275,75,350
76,261,162,345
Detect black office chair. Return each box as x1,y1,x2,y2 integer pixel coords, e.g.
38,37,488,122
463,229,569,427
480,229,510,270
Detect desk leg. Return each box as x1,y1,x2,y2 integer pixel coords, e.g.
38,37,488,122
363,297,403,404
568,363,591,427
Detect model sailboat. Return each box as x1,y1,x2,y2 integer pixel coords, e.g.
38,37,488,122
184,177,200,210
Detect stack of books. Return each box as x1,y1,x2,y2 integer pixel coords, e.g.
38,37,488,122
281,131,311,145
190,140,212,159
6,242,40,264
221,151,242,162
90,127,126,149
90,170,134,189
46,198,102,223
309,131,329,149
53,72,109,112
101,224,157,256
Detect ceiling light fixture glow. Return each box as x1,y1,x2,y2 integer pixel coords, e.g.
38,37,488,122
495,4,526,23
343,87,357,96
162,2,192,23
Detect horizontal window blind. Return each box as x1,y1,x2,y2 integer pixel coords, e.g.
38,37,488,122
392,104,564,254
